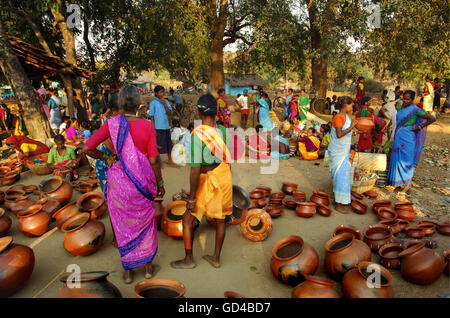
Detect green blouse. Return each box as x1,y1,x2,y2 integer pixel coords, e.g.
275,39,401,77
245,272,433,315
397,105,426,127
47,146,76,164
190,125,229,167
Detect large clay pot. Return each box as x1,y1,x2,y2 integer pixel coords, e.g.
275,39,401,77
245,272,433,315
8,195,35,216
310,191,330,207
351,199,367,215
324,233,372,280
377,219,402,235
333,225,362,240
281,182,297,195
53,202,81,229
291,275,339,298
398,242,445,285
0,236,35,297
378,243,404,269
61,213,105,256
40,176,73,205
296,202,317,218
17,204,51,237
342,262,395,298
355,117,375,132
77,192,107,219
154,199,164,230
0,208,12,237
270,235,319,286
161,201,186,239
134,278,186,298
363,224,395,252
240,209,272,242
57,271,122,298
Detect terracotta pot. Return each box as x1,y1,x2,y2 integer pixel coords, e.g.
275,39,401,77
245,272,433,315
77,192,107,219
1,173,20,186
376,208,397,221
249,200,259,209
77,183,93,194
61,213,105,256
53,202,81,229
41,198,61,218
292,275,339,298
296,202,317,218
417,223,435,236
317,204,331,217
351,191,363,201
436,223,450,236
398,242,445,285
0,236,35,297
0,190,4,205
161,201,186,239
372,200,392,214
394,202,415,221
269,198,282,205
134,278,186,298
351,199,367,215
398,219,410,231
405,227,425,239
377,219,402,235
224,291,246,298
444,250,449,275
8,195,35,216
378,243,404,269
240,209,272,242
342,262,395,298
292,191,306,201
23,185,38,194
0,166,11,175
363,190,378,200
154,199,164,230
232,185,250,210
249,190,265,200
282,197,298,210
310,191,330,207
227,207,248,225
257,199,267,208
265,204,283,218
57,271,122,298
363,224,395,252
0,208,12,237
6,188,26,198
281,182,298,195
355,117,375,132
17,204,51,237
418,220,438,227
40,176,73,205
255,186,271,198
333,225,363,240
270,235,319,286
324,233,372,280
270,192,285,200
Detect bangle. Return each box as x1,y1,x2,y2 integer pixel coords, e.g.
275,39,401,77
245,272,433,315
157,179,164,187
102,152,108,161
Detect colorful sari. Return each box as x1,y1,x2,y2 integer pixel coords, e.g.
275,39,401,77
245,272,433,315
328,114,352,204
298,136,320,160
217,96,231,128
388,105,427,187
423,82,434,112
107,115,158,270
270,135,290,160
190,125,233,221
356,108,373,151
95,143,114,196
52,158,80,179
284,94,293,119
258,98,273,132
298,95,309,121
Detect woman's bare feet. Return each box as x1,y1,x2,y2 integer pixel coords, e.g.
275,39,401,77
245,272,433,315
144,264,160,279
203,255,220,268
123,269,134,284
334,203,349,214
170,256,196,269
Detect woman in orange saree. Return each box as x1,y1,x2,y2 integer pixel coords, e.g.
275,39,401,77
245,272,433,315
298,128,320,160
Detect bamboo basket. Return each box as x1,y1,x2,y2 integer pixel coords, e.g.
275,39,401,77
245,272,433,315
351,177,377,194
26,154,52,176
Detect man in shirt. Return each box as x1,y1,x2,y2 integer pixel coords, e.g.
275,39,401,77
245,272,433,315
237,89,249,128
148,85,175,166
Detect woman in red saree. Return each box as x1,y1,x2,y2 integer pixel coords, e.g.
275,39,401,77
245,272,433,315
355,96,374,152
216,88,231,127
5,135,49,160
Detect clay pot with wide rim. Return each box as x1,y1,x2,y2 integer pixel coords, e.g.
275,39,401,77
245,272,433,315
161,201,186,239
240,209,272,242
57,271,122,298
355,117,375,132
249,190,265,200
292,191,306,201
0,208,12,237
53,202,81,229
310,191,330,207
8,195,35,216
398,242,445,285
324,233,372,280
417,223,435,236
281,182,298,195
376,208,397,221
351,199,367,215
395,202,415,222
363,224,395,252
17,204,51,237
405,227,425,239
317,204,331,217
377,219,402,235
291,275,339,298
296,202,317,218
378,243,404,269
363,190,378,200
6,188,26,198
61,213,105,256
77,192,107,219
282,197,298,210
444,250,450,275
257,199,267,208
436,223,450,236
398,219,410,231
232,185,251,210
270,192,285,200
342,262,394,298
134,278,186,298
0,236,35,297
40,176,73,205
333,225,363,240
351,191,363,201
372,200,392,214
270,235,319,286
265,205,283,218
255,186,271,198
40,198,61,218
154,199,164,230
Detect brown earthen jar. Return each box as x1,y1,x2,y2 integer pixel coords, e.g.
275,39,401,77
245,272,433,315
310,191,330,207
17,205,51,237
77,192,107,219
333,225,363,240
291,275,339,298
240,209,272,242
281,182,298,195
351,199,367,215
378,243,404,269
53,202,81,229
363,224,395,252
0,208,12,237
40,176,73,205
57,271,122,298
296,202,317,218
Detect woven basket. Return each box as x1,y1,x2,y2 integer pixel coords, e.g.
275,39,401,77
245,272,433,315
351,177,377,194
26,154,52,176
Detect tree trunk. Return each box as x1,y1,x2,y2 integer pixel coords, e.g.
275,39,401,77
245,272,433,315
0,16,52,139
209,0,228,97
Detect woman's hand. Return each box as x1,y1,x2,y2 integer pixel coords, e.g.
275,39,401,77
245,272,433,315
157,185,165,198
410,125,422,132
351,119,358,129
186,200,195,212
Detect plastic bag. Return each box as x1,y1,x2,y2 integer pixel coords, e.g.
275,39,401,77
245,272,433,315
171,143,187,167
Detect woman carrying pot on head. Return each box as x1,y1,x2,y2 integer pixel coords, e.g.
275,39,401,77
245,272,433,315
171,94,232,270
79,85,164,284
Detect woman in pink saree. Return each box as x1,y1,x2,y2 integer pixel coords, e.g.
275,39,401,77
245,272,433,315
80,85,164,284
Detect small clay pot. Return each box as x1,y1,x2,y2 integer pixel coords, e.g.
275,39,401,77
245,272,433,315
8,195,35,216
57,271,122,298
0,208,12,237
310,191,330,207
23,185,38,194
351,199,367,215
240,209,272,242
292,191,306,201
398,219,410,231
77,192,107,219
291,275,339,298
376,208,397,221
333,225,362,240
417,223,435,236
377,219,402,235
281,182,298,195
363,190,378,200
161,201,186,239
317,204,331,217
269,198,282,205
363,224,395,252
134,278,186,298
436,223,450,236
350,191,363,201
355,117,375,132
270,192,285,200
53,202,81,229
405,227,425,239
378,243,404,269
372,200,392,214
17,204,51,237
395,202,415,222
296,202,317,218
443,250,450,275
265,205,283,218
282,197,298,210
255,186,271,198
249,190,265,200
257,199,267,208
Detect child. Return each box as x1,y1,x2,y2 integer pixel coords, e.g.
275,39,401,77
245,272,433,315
292,116,304,138
81,121,92,140
59,116,71,135
298,127,320,160
319,123,331,158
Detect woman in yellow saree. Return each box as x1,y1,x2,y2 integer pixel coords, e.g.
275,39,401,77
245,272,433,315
171,94,232,269
298,128,321,160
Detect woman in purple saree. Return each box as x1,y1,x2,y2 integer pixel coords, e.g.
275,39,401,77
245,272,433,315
80,85,165,283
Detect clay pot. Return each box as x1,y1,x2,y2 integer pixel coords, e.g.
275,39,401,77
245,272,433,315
265,204,283,218
444,250,449,275
417,223,435,236
378,243,404,269
77,183,93,193
324,233,372,280
363,190,378,200
232,185,250,210
0,208,12,237
0,236,35,297
292,191,306,201
154,199,164,230
40,176,73,205
269,198,282,205
355,117,375,132
23,185,38,194
342,262,395,298
6,187,25,197
372,200,392,214
227,207,248,225
270,192,285,200
224,291,246,298
41,198,61,218
8,195,35,216
296,202,317,218
61,213,105,256
134,278,186,298
270,235,319,286
257,199,267,208
53,202,81,229
395,202,415,222
398,219,410,231
333,225,363,240
351,199,367,215
377,219,402,235
255,186,271,198
398,242,445,285
376,208,397,221
0,166,11,176
240,209,272,242
77,192,107,219
317,204,331,217
161,201,186,239
291,275,339,298
363,224,395,252
249,200,259,209
281,182,298,195
436,223,450,236
310,191,330,207
1,173,20,186
57,271,122,298
249,190,265,200
405,227,425,239
351,191,363,201
282,197,298,210
17,205,51,237
418,220,439,227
